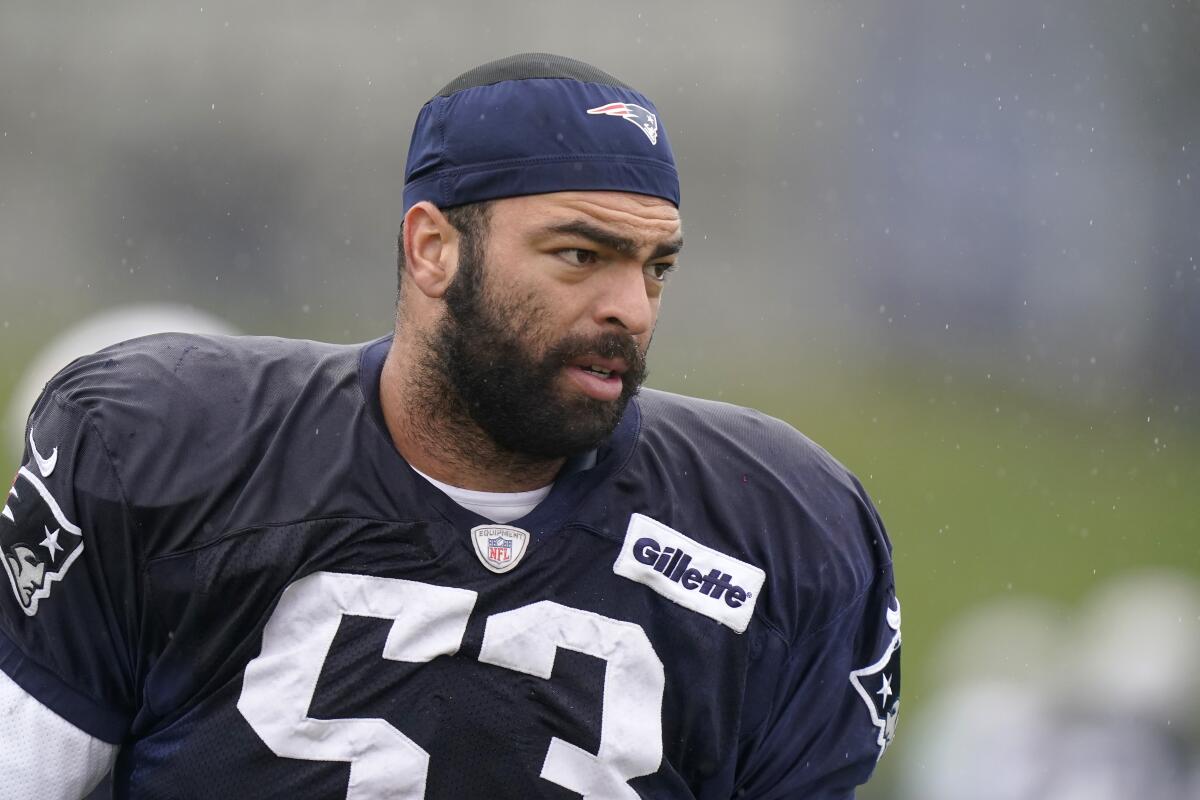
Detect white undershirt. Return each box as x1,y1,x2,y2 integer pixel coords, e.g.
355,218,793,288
411,466,552,524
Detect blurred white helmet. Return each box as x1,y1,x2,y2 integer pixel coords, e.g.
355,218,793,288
903,573,1200,800
1062,570,1200,728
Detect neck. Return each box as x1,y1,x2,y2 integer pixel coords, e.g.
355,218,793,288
380,332,565,492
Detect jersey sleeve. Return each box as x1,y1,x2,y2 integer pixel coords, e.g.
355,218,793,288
0,383,138,744
734,485,901,799
0,668,118,797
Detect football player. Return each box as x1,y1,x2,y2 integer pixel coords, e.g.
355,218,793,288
0,53,900,798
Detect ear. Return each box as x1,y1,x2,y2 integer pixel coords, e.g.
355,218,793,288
402,201,459,299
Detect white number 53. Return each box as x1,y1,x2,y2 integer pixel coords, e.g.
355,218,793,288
237,571,665,799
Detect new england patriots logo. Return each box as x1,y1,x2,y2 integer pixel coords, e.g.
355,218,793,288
849,597,902,759
1,433,85,615
586,102,659,145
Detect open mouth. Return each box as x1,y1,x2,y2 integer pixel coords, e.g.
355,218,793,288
566,359,626,401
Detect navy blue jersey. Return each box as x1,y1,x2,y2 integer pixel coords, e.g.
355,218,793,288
0,333,899,799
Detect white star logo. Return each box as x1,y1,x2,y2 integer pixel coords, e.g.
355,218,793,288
40,525,63,562
876,672,893,704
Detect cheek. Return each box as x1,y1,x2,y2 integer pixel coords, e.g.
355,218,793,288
641,300,662,336
506,281,576,329
486,283,566,354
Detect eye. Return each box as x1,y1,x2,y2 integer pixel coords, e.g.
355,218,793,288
558,248,599,267
645,262,677,282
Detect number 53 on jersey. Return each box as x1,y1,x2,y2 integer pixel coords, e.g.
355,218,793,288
237,571,666,800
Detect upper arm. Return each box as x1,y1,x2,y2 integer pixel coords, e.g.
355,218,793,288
1,385,137,747
734,481,901,799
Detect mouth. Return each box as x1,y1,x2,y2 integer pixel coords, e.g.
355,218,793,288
570,355,627,377
566,356,628,401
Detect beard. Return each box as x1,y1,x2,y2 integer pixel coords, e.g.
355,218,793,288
422,233,648,460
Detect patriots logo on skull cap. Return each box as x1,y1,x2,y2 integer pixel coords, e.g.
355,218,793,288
403,54,679,211
586,102,659,145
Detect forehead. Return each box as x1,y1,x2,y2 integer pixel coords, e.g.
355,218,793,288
488,191,682,247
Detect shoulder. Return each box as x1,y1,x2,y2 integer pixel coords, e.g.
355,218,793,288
43,331,362,435
631,389,893,640
638,388,844,465
45,332,356,415
36,332,365,523
635,388,868,517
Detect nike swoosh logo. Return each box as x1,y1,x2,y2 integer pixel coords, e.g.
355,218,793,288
886,598,901,631
2,486,16,524
29,432,58,478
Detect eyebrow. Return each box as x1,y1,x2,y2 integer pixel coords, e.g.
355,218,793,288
544,221,683,261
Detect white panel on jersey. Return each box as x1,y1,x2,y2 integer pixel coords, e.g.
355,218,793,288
238,571,478,800
612,513,766,634
241,575,666,799
0,668,117,799
479,601,665,799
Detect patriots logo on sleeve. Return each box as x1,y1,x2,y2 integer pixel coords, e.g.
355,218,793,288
1,432,85,616
849,597,901,759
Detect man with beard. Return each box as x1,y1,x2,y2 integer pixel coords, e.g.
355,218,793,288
0,54,899,799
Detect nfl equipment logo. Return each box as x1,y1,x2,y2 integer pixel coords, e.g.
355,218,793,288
471,525,531,574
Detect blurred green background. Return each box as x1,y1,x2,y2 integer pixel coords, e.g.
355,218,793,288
2,1,1198,796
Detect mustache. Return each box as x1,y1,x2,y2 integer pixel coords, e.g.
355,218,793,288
547,331,646,377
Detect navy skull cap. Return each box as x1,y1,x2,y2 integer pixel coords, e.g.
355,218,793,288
403,53,680,212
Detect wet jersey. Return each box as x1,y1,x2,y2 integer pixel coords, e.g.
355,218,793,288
0,333,900,799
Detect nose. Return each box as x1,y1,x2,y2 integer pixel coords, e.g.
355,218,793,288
591,262,656,336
